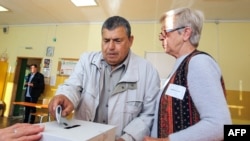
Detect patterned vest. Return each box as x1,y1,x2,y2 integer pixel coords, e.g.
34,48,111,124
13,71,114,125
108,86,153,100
158,50,226,137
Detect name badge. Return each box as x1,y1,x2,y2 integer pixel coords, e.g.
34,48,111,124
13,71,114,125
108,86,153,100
165,84,186,100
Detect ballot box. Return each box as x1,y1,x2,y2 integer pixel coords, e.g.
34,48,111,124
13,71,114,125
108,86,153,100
40,119,116,141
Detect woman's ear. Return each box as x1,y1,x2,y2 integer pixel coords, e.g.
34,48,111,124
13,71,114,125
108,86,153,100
183,27,192,41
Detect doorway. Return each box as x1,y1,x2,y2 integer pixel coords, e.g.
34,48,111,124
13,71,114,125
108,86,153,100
12,57,42,116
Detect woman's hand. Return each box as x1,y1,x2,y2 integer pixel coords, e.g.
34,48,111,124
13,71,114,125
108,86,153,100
0,123,45,141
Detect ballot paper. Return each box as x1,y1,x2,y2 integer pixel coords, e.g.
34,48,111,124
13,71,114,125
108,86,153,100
40,119,116,141
55,105,70,127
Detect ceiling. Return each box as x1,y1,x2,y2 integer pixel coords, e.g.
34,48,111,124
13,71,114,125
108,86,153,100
0,0,250,26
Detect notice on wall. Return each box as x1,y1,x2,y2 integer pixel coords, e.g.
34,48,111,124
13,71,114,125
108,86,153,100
145,52,176,88
43,58,52,78
144,51,175,79
50,75,56,86
58,59,78,76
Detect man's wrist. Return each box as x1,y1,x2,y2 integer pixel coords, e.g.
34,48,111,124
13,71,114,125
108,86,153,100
120,133,135,141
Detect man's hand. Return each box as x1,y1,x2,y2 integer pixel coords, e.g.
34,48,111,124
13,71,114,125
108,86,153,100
144,136,169,141
116,138,125,141
48,95,74,118
26,82,33,87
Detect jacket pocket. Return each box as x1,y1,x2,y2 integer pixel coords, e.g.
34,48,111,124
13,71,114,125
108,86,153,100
124,100,143,117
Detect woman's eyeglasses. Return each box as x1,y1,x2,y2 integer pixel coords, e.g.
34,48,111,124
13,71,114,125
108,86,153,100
159,26,186,40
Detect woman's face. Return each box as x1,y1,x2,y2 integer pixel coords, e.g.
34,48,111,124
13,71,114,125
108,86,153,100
159,20,185,58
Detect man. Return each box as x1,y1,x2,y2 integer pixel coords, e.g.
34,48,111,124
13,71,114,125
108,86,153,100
49,16,160,141
23,64,45,123
144,7,232,141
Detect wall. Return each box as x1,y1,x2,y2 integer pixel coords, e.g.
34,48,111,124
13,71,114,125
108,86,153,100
0,22,250,122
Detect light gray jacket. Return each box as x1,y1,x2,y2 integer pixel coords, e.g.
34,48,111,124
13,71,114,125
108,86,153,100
56,51,160,141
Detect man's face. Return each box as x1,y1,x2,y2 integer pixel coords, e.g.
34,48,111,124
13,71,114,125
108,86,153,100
101,26,133,68
30,66,37,73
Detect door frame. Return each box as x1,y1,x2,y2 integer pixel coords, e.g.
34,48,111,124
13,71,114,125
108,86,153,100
10,57,43,117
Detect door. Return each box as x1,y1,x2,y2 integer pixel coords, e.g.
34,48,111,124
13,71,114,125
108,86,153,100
12,57,42,116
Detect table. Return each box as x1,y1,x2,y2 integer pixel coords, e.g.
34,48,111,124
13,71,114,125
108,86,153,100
13,101,48,109
13,101,49,122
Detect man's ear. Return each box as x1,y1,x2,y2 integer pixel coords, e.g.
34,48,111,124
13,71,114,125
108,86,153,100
129,35,134,48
